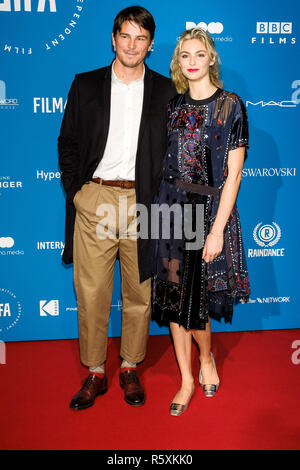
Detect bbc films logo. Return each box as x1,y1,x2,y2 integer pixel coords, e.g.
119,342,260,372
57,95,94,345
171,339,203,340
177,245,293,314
251,21,296,45
0,237,24,256
0,288,22,332
248,222,285,258
186,21,232,42
0,80,19,109
40,299,59,316
246,80,300,108
0,0,85,56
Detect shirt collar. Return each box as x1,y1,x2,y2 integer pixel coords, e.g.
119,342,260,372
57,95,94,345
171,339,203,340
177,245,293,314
111,61,145,86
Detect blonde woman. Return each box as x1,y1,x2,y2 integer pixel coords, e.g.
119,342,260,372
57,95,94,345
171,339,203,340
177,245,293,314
152,28,250,416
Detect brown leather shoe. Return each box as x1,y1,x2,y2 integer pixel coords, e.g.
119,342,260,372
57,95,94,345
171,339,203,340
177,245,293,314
119,369,145,406
70,374,107,410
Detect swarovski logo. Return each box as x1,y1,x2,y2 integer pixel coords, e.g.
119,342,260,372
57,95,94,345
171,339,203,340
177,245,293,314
242,168,296,177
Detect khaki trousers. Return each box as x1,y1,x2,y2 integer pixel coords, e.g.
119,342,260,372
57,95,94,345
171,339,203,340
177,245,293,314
73,181,151,367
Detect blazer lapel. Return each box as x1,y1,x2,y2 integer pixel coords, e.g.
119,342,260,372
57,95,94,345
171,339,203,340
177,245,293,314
97,65,112,160
137,65,152,152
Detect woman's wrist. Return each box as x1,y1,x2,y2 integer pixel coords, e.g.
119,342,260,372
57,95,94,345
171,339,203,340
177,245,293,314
209,224,224,237
209,231,223,238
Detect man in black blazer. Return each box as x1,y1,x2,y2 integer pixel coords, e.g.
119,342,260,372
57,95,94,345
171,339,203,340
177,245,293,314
58,6,175,410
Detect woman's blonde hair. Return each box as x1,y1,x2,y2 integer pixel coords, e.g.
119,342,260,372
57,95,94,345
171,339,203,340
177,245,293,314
170,27,222,94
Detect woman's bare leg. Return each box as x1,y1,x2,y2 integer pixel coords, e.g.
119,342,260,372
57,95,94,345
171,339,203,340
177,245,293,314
192,318,219,384
169,322,195,404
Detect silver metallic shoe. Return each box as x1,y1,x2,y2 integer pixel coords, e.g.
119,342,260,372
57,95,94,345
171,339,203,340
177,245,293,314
199,352,220,397
169,388,194,416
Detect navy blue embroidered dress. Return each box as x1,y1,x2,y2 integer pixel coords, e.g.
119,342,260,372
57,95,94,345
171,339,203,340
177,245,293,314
152,89,250,330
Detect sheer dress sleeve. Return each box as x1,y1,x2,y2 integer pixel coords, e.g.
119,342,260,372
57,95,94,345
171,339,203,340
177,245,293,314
228,97,249,155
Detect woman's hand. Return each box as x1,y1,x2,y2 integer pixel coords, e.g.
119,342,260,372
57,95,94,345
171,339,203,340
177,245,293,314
202,147,245,264
202,232,224,263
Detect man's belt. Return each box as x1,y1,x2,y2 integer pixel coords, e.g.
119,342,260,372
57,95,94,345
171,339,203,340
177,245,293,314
92,178,135,189
164,178,220,196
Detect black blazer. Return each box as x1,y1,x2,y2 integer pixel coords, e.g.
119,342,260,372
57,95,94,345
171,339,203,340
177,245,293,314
58,64,175,282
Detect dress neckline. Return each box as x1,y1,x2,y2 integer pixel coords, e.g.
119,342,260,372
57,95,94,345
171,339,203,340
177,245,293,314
185,87,222,105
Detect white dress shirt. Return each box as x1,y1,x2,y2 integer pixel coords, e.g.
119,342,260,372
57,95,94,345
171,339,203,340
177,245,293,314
93,63,144,181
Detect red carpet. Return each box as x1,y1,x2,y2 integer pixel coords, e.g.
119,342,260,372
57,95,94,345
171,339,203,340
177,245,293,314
0,329,299,450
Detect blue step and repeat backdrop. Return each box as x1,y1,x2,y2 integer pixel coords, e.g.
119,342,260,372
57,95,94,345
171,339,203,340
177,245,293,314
0,0,299,342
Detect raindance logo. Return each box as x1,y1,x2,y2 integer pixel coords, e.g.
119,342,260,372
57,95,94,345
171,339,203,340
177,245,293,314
0,0,85,56
39,299,59,316
0,80,19,109
251,21,296,45
248,222,285,258
0,288,22,332
186,21,232,42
